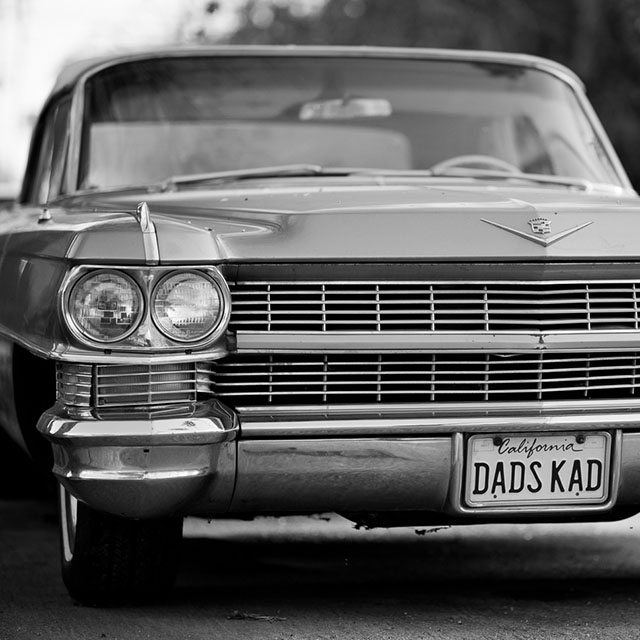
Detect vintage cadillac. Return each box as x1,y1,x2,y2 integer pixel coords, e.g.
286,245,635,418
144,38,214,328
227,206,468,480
0,45,637,603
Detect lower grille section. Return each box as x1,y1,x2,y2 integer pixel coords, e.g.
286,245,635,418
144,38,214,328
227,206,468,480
57,362,213,415
58,352,640,413
211,352,640,407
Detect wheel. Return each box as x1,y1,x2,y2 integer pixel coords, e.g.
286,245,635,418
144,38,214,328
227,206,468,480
429,154,521,175
58,484,183,605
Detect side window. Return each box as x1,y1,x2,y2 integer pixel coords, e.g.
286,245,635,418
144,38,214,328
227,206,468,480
28,99,71,204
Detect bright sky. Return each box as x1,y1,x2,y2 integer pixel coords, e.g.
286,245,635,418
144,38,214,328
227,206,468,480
0,0,241,186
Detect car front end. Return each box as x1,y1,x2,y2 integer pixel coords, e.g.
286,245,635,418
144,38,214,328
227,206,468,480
4,45,640,602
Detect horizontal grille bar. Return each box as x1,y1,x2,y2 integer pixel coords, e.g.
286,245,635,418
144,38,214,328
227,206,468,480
229,281,640,333
211,353,640,407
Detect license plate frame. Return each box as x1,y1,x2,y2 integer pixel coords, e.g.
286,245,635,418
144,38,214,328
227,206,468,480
464,432,611,509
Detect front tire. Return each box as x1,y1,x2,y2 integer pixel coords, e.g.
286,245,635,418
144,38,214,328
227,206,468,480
58,484,183,605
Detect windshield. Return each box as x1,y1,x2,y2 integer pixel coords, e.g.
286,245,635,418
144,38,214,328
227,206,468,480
79,55,622,190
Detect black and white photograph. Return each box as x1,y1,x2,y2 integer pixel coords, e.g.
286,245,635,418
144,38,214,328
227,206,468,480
2,1,640,637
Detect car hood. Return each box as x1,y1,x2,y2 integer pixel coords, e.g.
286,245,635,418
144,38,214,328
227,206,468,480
56,181,640,262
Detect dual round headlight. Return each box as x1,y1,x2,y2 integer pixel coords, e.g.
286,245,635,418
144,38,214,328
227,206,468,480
152,272,224,342
67,269,227,344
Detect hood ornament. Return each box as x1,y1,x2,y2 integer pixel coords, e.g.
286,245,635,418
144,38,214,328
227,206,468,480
481,218,593,247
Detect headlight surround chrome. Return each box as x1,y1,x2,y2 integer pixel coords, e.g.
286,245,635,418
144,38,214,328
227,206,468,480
67,270,144,343
151,270,226,343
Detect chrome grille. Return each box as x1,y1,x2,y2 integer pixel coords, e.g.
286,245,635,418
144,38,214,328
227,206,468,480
57,362,213,411
211,353,640,407
229,281,640,332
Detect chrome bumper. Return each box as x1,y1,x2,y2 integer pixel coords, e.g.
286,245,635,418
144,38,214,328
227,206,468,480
36,406,640,520
37,402,238,518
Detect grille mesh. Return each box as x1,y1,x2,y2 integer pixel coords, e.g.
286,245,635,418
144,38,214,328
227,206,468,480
229,281,640,332
211,352,640,407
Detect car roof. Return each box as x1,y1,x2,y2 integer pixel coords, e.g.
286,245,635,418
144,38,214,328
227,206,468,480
49,45,583,97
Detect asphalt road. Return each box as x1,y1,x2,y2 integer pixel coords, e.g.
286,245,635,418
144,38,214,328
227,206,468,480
3,499,640,639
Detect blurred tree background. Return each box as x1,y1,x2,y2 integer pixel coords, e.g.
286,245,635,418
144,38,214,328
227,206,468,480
203,0,640,188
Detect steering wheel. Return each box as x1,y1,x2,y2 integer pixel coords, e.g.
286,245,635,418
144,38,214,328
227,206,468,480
430,154,521,175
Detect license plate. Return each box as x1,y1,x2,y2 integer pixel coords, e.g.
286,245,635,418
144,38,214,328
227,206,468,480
464,432,611,508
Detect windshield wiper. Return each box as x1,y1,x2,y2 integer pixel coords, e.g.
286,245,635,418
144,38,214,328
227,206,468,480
427,167,600,191
157,164,622,194
160,164,351,190
158,165,445,190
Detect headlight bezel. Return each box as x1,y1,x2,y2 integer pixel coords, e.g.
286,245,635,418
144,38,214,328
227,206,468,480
61,265,231,350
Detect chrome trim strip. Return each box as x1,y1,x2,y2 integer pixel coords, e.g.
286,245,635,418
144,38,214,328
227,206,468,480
69,468,207,481
134,201,160,265
236,397,640,418
65,75,84,195
448,430,623,516
38,413,238,446
238,411,640,438
234,276,640,287
236,331,640,352
50,346,227,365
233,278,640,285
232,264,640,282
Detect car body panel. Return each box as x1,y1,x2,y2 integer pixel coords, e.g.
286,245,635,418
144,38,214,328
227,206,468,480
20,183,640,263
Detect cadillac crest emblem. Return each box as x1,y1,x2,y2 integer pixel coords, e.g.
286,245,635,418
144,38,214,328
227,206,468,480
528,217,551,235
